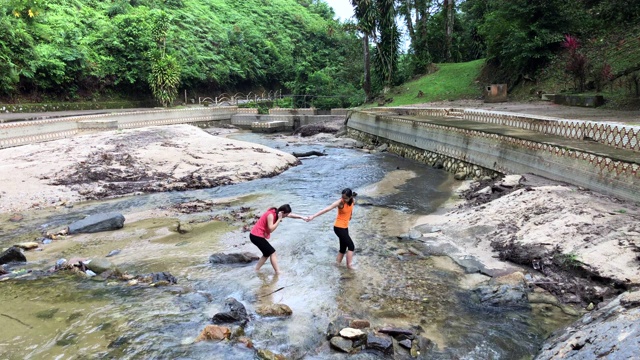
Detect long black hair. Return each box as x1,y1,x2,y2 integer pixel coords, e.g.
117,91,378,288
341,188,357,206
269,204,292,220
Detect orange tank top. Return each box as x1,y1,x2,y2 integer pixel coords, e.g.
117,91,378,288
334,200,354,228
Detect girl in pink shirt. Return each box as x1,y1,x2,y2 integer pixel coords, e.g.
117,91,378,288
250,204,306,274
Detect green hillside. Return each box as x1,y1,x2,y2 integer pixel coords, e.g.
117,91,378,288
384,59,485,106
0,0,364,107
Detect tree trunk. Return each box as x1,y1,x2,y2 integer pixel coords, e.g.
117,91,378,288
363,34,371,102
444,0,455,62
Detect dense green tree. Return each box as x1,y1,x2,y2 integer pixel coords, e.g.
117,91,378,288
0,0,364,106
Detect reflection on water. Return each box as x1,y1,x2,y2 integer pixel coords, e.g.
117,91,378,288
0,132,575,359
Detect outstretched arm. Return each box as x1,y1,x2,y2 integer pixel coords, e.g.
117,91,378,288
308,199,342,221
286,212,307,220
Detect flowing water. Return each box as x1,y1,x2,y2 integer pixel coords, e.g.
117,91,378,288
0,132,575,359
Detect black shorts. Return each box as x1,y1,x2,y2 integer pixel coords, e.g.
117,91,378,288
250,234,275,257
333,226,355,254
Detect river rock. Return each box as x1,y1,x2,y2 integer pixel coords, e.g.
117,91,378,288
236,336,253,348
339,327,365,339
209,252,259,264
85,258,115,274
474,284,529,307
15,242,39,250
329,336,354,353
534,290,640,360
177,221,192,234
366,333,393,355
138,272,177,286
256,303,292,317
499,174,523,188
0,247,26,265
256,349,285,360
399,339,412,349
326,315,352,340
212,297,249,325
9,213,23,222
67,212,125,234
194,325,230,342
349,319,370,329
454,171,468,180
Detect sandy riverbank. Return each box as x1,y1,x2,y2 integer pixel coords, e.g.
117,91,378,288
0,124,299,214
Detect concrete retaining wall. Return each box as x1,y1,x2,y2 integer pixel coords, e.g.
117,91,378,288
231,114,344,129
371,107,640,153
348,111,640,202
0,107,238,149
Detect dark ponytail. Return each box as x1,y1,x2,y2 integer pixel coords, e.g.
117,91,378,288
275,204,292,220
342,188,357,205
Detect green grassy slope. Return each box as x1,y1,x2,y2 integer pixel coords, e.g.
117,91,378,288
383,59,485,107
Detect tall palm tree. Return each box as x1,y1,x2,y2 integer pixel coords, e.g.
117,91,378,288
350,0,375,101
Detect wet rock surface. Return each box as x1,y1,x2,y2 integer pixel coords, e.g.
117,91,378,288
211,298,249,326
209,252,260,264
67,212,125,234
535,290,640,360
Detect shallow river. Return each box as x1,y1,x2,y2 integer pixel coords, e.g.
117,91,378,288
0,132,574,359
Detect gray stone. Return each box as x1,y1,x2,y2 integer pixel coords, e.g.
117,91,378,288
326,315,351,340
211,298,249,326
68,212,125,234
209,252,259,264
86,258,115,274
366,333,393,355
0,247,26,265
474,284,529,308
329,336,353,353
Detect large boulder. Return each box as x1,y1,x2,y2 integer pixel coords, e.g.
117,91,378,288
0,247,27,265
68,212,125,234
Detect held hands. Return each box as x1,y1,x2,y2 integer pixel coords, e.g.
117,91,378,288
304,215,314,222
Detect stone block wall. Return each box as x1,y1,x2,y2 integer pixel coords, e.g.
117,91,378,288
348,128,500,180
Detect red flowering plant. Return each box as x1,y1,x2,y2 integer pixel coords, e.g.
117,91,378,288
562,34,589,92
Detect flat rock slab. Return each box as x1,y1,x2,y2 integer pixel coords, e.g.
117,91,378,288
68,212,125,234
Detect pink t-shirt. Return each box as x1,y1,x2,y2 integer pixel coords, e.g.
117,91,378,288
250,208,277,239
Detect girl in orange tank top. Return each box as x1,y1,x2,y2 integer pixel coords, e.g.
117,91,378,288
308,188,357,269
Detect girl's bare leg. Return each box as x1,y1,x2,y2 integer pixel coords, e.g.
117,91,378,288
255,256,268,271
336,252,344,265
269,253,281,274
346,251,355,269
